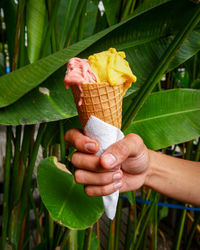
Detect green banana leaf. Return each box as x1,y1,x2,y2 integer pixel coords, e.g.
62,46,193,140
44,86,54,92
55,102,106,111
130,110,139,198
0,1,200,125
37,156,104,229
0,30,199,125
124,89,200,150
0,69,76,125
0,0,197,108
26,0,46,63
168,24,200,72
31,89,200,154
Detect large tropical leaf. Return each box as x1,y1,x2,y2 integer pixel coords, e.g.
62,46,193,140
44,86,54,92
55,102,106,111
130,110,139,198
0,0,196,108
26,0,46,63
37,156,104,229
0,1,200,125
124,89,200,150
0,69,77,125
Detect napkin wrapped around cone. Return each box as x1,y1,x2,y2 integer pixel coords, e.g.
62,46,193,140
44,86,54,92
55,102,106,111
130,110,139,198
64,48,136,219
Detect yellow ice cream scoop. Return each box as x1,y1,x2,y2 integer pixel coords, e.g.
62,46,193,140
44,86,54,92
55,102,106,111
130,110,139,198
88,48,137,94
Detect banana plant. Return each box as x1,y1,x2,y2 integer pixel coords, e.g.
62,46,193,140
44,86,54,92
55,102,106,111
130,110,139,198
0,0,200,249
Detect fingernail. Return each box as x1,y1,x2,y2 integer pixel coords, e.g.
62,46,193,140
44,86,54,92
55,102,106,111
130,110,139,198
85,142,96,153
113,172,121,181
114,181,122,190
102,153,116,166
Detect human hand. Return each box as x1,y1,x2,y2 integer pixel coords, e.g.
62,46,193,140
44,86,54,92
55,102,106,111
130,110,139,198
65,129,150,196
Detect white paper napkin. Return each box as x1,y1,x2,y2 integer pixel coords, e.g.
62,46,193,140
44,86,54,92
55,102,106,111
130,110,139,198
85,115,124,220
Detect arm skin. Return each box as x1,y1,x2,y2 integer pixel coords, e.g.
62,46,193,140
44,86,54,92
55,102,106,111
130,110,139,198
65,129,200,206
146,150,200,206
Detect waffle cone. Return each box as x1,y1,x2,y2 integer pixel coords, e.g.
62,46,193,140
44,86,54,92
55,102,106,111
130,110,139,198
71,83,124,129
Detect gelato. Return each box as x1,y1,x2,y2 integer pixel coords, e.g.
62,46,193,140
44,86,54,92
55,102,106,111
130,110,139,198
64,48,136,128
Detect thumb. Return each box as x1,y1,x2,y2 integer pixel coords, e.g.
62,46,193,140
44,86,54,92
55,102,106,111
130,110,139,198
100,133,145,170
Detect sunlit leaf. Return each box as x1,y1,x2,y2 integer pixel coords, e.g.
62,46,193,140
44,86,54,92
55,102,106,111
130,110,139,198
124,89,200,150
37,157,104,229
0,0,194,108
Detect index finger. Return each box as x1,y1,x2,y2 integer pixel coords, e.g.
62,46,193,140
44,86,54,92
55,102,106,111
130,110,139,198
65,128,99,153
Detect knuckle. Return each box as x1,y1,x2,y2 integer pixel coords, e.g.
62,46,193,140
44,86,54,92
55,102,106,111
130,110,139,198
100,185,109,196
71,152,79,166
74,170,84,184
101,174,111,185
115,140,128,158
84,186,94,197
64,129,74,143
127,133,145,152
127,133,143,144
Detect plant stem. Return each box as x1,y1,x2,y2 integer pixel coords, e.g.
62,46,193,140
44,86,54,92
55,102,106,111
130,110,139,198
195,138,200,161
29,191,44,243
175,207,187,250
83,227,93,250
59,120,66,163
125,202,134,249
10,126,22,206
16,123,46,247
131,189,152,248
64,0,87,47
77,0,87,41
134,205,154,250
67,230,78,250
108,219,115,250
114,198,122,250
12,0,25,71
22,125,34,165
41,0,60,57
121,0,132,20
185,212,200,250
186,140,193,160
48,214,54,250
60,0,73,48
130,0,137,13
60,229,70,250
1,126,12,250
96,221,101,250
152,193,159,250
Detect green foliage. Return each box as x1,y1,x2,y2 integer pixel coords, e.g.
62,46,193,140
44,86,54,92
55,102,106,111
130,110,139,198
124,89,200,150
37,157,104,229
0,0,200,249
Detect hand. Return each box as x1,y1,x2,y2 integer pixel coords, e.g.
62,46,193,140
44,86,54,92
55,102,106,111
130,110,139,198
65,129,150,196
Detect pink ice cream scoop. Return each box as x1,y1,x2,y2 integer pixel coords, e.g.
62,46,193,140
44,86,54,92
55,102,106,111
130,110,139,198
64,57,98,106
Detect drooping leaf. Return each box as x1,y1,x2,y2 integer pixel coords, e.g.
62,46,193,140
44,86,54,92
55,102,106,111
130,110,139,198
124,89,200,150
0,0,194,108
37,157,104,229
168,26,200,72
26,0,46,63
0,68,76,125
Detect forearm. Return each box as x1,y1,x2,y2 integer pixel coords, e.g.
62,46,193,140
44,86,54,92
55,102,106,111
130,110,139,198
145,150,200,206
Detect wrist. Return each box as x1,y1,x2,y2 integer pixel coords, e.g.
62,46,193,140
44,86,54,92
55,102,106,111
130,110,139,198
144,149,158,187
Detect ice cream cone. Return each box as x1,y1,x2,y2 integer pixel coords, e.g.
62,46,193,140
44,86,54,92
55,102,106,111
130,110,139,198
71,83,124,129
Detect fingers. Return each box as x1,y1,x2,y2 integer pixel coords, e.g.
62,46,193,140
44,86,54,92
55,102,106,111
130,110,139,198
85,182,123,197
100,133,145,170
75,169,122,185
71,152,103,172
65,128,99,153
75,169,123,196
